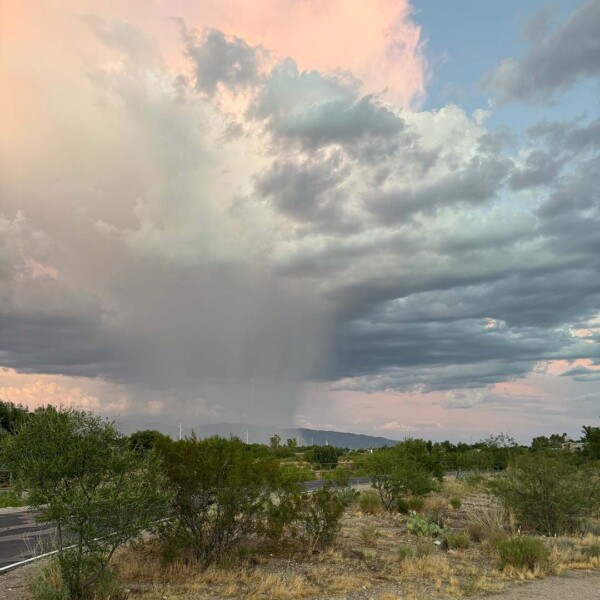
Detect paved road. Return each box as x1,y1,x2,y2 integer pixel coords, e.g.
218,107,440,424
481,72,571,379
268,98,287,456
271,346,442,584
302,476,371,491
0,509,55,571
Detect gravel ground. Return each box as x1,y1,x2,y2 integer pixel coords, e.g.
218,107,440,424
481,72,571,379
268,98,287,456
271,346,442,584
474,570,600,600
2,564,599,600
0,562,39,600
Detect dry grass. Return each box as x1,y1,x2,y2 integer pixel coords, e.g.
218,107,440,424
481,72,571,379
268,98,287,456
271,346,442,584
109,490,599,600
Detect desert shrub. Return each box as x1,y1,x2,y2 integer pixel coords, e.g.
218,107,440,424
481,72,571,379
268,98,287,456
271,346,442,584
360,525,382,546
496,536,550,571
466,503,507,543
582,425,600,460
367,439,443,512
415,541,435,557
444,532,470,550
465,472,485,488
304,445,340,469
489,451,600,535
359,490,382,514
583,544,600,558
407,496,425,512
332,466,351,487
396,498,410,513
407,512,447,538
2,408,170,600
336,486,359,506
29,560,119,600
156,435,284,566
450,496,462,510
29,562,68,600
260,483,304,545
0,490,23,508
397,545,414,561
297,487,345,552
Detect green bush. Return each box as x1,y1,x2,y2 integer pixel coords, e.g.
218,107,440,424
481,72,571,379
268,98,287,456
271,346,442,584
367,439,443,512
336,486,359,507
0,490,24,508
156,435,284,566
407,512,447,538
2,408,170,600
397,544,414,560
583,544,600,558
332,466,351,487
304,445,340,469
444,532,470,550
496,537,550,571
29,562,69,600
298,487,345,552
359,490,382,514
466,504,507,543
407,496,425,512
450,496,462,510
489,451,600,535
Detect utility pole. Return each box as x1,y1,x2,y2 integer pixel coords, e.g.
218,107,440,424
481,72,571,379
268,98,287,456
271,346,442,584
246,430,249,444
178,423,182,441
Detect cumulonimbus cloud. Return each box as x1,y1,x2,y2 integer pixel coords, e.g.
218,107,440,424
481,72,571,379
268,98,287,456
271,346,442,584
1,1,599,431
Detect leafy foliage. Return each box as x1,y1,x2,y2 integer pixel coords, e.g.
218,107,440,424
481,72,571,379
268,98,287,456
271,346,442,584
496,536,549,571
1,408,170,600
0,400,30,435
443,532,470,549
367,439,444,511
128,429,171,453
582,426,600,460
304,445,340,469
359,490,382,514
531,433,568,451
0,490,24,508
489,450,600,535
156,435,284,566
297,487,346,552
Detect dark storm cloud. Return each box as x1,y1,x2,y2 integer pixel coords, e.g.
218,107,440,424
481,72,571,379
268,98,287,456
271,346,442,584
263,94,404,149
185,28,261,97
529,117,600,149
561,366,600,381
2,20,600,413
537,156,600,218
483,0,600,104
368,155,511,222
508,149,565,190
324,265,600,391
255,152,349,223
0,255,121,378
250,59,405,149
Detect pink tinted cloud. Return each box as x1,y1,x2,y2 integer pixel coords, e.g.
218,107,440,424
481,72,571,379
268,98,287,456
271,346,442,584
5,1,425,110
0,369,126,413
539,358,600,376
186,0,427,108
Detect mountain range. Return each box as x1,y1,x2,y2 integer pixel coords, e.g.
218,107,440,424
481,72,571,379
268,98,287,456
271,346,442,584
115,420,399,449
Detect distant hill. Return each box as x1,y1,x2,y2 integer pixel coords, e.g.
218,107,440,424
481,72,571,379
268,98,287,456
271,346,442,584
115,419,399,449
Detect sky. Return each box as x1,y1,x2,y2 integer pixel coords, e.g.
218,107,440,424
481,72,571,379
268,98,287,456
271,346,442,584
1,0,599,443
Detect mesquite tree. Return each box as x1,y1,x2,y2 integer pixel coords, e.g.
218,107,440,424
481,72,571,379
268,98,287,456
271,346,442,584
1,407,171,599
